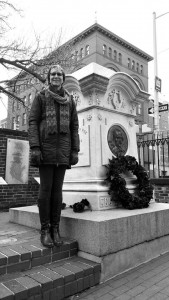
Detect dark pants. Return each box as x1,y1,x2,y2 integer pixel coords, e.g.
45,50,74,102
38,165,66,230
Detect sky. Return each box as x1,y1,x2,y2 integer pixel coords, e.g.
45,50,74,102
0,0,169,120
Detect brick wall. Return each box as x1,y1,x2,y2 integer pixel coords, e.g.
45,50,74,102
0,128,39,209
151,178,169,203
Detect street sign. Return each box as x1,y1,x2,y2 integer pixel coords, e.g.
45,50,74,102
155,76,162,92
148,104,168,115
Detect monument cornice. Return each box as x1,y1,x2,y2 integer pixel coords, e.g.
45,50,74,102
77,105,136,118
79,73,109,94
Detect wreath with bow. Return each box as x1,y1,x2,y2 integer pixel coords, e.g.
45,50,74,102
105,155,153,209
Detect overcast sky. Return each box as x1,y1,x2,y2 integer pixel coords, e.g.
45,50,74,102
0,0,169,120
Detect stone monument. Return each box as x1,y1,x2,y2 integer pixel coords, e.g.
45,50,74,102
63,63,149,210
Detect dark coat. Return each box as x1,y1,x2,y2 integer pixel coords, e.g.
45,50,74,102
28,88,79,167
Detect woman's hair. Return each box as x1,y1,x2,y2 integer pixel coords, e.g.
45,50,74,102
47,64,65,84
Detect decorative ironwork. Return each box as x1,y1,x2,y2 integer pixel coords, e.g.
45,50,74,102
137,131,169,178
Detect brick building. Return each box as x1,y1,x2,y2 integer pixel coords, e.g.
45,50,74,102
6,22,153,131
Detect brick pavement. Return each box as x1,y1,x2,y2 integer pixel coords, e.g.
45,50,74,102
2,211,169,299
75,252,169,299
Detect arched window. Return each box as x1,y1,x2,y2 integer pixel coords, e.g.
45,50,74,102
127,58,131,68
23,96,26,105
12,100,15,112
85,45,90,56
137,104,142,115
108,47,112,58
131,60,135,70
114,50,117,60
80,48,84,59
17,101,20,110
103,44,107,56
136,63,139,73
12,117,15,129
16,115,20,130
22,113,27,125
140,65,143,74
74,50,78,61
118,53,122,64
28,94,32,106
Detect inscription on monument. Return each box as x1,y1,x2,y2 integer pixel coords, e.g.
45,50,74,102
75,125,90,167
99,196,114,209
5,139,29,184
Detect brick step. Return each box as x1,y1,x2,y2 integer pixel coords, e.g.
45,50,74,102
0,256,101,300
0,236,78,276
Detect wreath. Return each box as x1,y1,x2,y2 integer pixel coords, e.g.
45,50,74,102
105,155,154,209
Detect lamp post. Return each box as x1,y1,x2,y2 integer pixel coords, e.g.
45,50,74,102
153,11,169,177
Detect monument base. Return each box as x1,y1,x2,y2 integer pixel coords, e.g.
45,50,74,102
9,203,169,282
63,178,138,211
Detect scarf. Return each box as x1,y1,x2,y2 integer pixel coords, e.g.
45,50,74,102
45,87,70,135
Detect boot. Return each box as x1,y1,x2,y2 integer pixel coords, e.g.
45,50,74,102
51,226,63,247
38,201,54,248
41,227,54,248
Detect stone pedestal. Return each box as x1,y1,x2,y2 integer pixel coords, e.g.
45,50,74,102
64,63,150,210
9,202,169,282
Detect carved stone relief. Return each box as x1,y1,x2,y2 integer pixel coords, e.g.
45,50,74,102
107,125,128,157
71,91,81,106
107,89,127,111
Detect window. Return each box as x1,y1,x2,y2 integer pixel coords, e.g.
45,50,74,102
127,58,131,68
118,53,122,64
108,47,112,58
85,45,90,55
80,48,84,59
137,104,142,115
17,101,20,110
131,60,135,70
12,117,15,129
16,116,20,130
23,96,26,105
74,50,78,61
103,44,107,56
12,100,15,112
140,65,143,74
136,63,139,73
28,94,32,106
22,113,26,125
114,50,117,61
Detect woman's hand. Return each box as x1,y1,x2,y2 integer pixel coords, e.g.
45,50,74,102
70,151,79,165
30,147,42,167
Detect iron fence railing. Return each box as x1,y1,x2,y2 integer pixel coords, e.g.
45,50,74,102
137,131,169,178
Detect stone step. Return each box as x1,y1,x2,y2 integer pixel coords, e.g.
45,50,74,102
0,236,78,276
0,256,101,300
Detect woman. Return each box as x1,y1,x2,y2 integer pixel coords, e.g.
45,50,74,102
28,64,79,248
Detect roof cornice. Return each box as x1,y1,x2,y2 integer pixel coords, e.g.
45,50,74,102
72,23,153,62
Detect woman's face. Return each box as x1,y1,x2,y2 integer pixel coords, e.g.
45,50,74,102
49,66,64,89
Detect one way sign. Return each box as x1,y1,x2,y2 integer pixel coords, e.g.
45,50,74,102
148,104,168,115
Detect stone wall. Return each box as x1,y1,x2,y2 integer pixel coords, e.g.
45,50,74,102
0,128,39,210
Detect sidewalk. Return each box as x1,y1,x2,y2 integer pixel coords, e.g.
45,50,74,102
76,254,169,300
0,211,40,247
1,211,169,300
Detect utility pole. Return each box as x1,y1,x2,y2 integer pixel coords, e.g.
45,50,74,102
153,11,169,177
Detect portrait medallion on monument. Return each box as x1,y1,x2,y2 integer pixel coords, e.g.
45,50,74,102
107,125,128,157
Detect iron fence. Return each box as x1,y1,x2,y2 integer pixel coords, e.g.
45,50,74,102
137,131,169,178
